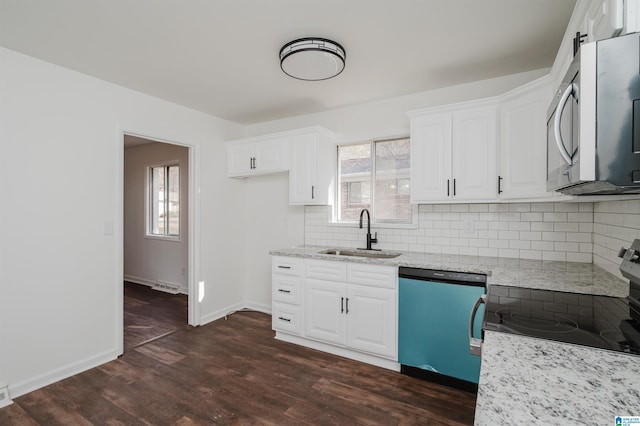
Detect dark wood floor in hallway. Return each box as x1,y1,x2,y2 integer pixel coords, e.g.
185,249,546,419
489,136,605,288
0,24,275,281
123,281,188,351
0,311,477,425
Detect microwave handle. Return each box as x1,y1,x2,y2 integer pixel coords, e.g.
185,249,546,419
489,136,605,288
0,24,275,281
469,293,486,356
553,83,577,166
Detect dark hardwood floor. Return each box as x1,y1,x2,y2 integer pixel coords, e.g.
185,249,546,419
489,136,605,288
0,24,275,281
124,281,188,351
0,305,477,425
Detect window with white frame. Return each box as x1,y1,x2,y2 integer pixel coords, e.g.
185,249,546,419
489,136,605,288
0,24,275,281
148,163,180,237
336,137,411,224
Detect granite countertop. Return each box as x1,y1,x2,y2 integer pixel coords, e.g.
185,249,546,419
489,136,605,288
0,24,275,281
270,245,629,297
475,331,640,425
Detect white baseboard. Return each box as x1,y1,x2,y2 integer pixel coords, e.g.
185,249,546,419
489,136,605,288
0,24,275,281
124,274,188,295
275,332,401,372
0,399,13,409
9,349,117,400
198,302,246,326
243,301,272,315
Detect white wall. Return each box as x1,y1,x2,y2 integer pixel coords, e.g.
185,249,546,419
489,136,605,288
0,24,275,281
124,141,189,293
0,47,244,399
241,173,305,312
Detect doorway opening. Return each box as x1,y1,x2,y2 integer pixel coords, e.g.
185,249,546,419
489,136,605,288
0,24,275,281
122,134,193,351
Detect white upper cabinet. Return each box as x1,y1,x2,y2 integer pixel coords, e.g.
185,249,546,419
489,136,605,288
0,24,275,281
585,0,623,42
226,136,290,178
410,113,452,201
498,77,553,200
289,127,336,205
452,106,498,200
410,101,498,203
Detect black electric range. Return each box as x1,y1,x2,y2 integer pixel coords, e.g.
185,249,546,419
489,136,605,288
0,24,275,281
483,284,640,355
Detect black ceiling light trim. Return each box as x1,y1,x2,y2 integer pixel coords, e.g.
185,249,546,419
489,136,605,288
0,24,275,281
279,37,346,81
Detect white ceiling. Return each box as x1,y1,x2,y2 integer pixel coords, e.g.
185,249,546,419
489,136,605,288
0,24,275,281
0,0,576,125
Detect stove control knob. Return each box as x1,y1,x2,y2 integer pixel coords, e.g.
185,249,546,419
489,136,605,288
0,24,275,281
620,247,640,262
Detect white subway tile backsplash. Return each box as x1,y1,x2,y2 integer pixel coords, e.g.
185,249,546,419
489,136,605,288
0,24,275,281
508,203,531,213
469,204,489,212
544,212,567,222
554,222,579,232
509,240,531,250
519,231,542,241
543,251,566,261
531,241,555,251
542,231,566,242
555,242,579,252
305,202,607,264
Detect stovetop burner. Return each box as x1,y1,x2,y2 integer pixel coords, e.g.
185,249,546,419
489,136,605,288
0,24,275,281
484,285,640,355
494,308,579,333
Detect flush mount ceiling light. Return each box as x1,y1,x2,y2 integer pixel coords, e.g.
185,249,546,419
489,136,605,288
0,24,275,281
279,37,346,81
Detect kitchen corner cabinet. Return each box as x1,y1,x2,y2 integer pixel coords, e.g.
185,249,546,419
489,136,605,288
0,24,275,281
226,136,290,178
410,101,498,203
498,77,553,199
272,257,398,364
289,128,336,205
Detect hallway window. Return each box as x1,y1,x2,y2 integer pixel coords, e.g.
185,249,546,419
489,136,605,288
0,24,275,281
148,163,180,237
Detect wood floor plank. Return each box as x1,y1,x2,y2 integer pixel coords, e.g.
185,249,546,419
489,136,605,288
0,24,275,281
0,302,476,425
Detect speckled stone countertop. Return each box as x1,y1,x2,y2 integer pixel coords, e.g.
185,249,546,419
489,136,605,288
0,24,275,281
270,245,629,297
475,331,640,425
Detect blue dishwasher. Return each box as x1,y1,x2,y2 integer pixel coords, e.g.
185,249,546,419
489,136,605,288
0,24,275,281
398,267,486,391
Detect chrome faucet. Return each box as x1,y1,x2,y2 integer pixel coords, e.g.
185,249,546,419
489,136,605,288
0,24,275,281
359,208,378,250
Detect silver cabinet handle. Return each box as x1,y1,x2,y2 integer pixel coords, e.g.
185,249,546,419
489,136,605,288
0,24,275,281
341,297,344,313
278,316,291,322
469,294,486,356
277,289,291,294
277,265,291,269
311,185,315,199
345,297,349,314
553,83,577,166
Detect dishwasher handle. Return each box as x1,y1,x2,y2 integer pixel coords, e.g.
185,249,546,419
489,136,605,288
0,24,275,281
469,294,486,356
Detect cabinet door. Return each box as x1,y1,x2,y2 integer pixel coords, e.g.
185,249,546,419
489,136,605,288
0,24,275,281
452,107,498,200
254,139,289,173
346,285,397,359
410,113,452,202
226,143,254,176
289,133,318,204
305,279,346,346
499,80,553,199
587,0,623,42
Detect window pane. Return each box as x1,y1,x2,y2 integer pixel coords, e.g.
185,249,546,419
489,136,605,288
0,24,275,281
150,166,166,235
167,165,180,236
338,143,371,221
374,138,411,222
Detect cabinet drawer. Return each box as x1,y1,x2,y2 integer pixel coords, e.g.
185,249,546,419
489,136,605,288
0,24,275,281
272,274,302,305
272,303,303,335
347,263,397,289
272,256,302,276
306,259,347,282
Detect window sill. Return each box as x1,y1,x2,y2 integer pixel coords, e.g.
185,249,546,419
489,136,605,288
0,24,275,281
144,234,181,242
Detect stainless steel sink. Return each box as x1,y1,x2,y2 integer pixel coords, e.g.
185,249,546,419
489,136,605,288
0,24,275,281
318,249,401,259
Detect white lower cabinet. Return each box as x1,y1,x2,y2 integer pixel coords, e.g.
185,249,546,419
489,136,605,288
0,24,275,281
305,279,346,345
272,257,398,366
345,284,396,358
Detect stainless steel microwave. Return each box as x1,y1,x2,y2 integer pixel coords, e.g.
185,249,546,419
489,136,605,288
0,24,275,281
547,32,640,195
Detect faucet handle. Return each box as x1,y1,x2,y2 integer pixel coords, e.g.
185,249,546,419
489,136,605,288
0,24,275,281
371,232,378,244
